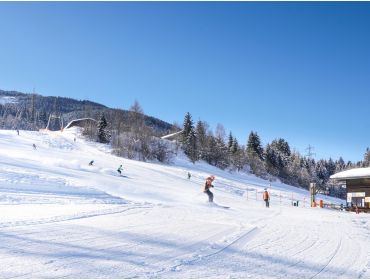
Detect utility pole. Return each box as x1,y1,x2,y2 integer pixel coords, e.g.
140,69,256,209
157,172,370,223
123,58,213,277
305,145,316,158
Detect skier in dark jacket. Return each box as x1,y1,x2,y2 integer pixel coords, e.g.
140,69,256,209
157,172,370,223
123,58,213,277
89,160,94,166
117,165,123,175
203,175,215,202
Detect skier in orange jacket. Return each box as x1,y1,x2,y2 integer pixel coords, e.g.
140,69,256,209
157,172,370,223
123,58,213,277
263,189,270,208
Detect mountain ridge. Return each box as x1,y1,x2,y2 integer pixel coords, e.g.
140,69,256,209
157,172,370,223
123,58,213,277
0,89,174,135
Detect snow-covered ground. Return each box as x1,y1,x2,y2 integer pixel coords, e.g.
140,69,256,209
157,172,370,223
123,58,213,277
0,128,369,278
0,96,17,105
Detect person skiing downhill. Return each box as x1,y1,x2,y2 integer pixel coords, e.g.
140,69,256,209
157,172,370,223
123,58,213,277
203,175,215,203
263,188,270,208
89,160,94,166
117,165,123,175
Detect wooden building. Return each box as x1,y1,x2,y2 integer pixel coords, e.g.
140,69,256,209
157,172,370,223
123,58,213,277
330,168,370,211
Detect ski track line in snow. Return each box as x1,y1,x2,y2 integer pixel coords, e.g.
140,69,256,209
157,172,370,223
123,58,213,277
309,237,343,279
0,207,160,266
139,226,260,279
1,205,202,278
5,228,169,279
35,221,224,279
0,218,159,265
0,204,153,229
61,227,235,279
1,213,176,278
149,209,282,278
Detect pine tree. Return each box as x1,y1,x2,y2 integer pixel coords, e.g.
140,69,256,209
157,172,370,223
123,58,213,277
246,131,265,175
336,157,345,172
363,148,370,167
185,129,198,163
181,112,197,162
316,159,329,188
265,143,279,176
196,120,207,160
205,135,217,165
325,158,336,176
182,112,193,143
228,132,234,152
97,114,110,143
264,138,292,180
231,137,239,154
246,131,264,160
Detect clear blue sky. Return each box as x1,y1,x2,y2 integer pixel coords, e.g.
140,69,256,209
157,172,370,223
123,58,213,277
1,2,370,162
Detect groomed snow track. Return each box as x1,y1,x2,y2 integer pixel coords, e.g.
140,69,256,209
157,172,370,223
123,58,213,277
0,129,369,278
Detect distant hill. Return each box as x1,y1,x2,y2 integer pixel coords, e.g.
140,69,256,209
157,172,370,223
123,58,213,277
0,90,173,135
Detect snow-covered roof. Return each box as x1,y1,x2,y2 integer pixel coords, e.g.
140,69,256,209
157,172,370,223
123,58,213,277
161,130,183,140
330,167,370,180
65,118,97,129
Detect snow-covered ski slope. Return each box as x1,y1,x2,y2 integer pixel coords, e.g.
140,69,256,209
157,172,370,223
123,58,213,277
0,129,369,278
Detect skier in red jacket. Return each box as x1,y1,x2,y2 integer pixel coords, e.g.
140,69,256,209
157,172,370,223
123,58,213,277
203,175,215,202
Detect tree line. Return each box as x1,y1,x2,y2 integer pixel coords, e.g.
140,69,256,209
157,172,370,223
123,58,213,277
2,90,369,199
181,112,370,198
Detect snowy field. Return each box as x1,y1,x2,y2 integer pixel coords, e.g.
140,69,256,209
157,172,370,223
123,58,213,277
0,128,369,278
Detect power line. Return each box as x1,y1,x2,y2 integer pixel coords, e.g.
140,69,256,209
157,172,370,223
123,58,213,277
305,144,316,158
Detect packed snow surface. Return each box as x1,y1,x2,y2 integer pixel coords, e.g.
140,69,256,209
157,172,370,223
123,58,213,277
0,129,369,278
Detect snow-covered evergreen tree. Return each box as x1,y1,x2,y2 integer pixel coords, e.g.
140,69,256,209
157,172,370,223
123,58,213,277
335,157,346,172
264,143,279,176
325,158,336,176
316,159,329,188
182,112,193,143
185,129,198,163
181,112,198,162
211,124,229,169
231,137,239,154
246,131,264,160
228,132,234,152
196,120,208,160
363,148,370,167
97,114,110,143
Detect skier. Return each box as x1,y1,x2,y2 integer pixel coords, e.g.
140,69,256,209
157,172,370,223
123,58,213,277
32,143,37,150
188,172,191,180
203,175,215,203
89,160,94,166
263,188,270,208
117,165,123,175
16,129,19,136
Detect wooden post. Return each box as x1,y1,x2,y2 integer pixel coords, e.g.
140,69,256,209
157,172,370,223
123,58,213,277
291,193,293,206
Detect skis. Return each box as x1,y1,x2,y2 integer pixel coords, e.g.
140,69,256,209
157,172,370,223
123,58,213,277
208,202,230,209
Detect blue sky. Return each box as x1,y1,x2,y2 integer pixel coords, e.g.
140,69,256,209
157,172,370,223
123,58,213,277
1,2,370,162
